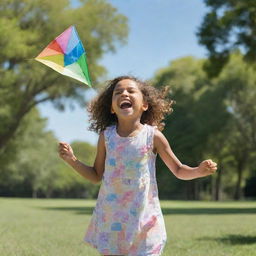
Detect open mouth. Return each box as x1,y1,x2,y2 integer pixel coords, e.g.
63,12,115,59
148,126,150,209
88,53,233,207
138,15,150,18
120,101,132,109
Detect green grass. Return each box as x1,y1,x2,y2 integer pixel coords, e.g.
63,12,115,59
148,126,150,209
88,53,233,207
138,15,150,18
1,198,256,256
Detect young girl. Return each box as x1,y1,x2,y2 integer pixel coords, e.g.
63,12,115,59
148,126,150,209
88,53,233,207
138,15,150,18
58,76,217,256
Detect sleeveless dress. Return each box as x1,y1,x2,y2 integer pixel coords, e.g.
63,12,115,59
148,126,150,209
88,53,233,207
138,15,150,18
84,124,167,256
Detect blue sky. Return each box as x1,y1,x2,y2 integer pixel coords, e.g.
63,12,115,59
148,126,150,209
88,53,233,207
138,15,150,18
39,0,208,145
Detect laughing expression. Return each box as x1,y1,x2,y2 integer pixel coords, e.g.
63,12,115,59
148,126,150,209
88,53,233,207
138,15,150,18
111,79,148,119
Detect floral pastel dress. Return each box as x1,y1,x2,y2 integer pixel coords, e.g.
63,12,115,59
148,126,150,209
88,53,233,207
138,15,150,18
84,124,167,256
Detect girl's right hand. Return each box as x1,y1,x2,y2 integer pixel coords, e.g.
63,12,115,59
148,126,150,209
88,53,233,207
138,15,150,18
58,142,77,162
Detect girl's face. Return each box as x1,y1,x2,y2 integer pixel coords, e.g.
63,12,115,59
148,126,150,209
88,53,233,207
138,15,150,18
111,79,148,120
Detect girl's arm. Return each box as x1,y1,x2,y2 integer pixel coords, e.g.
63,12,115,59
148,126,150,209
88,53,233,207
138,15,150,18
154,129,217,180
58,132,106,184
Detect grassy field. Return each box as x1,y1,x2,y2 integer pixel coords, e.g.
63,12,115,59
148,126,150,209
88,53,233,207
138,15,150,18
1,198,256,256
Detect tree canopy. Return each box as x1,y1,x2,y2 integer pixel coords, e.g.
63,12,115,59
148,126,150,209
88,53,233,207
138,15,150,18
197,0,256,77
0,107,98,198
0,0,128,150
153,53,256,200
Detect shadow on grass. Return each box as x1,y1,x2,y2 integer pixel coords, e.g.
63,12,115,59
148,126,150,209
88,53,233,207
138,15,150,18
161,207,256,215
40,206,256,215
40,206,94,215
198,234,256,245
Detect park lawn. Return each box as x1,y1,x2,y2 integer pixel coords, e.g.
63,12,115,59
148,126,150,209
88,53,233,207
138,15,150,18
0,198,256,256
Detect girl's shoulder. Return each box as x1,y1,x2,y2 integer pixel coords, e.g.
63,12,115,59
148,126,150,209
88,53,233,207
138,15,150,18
143,124,159,144
144,123,158,133
103,125,116,138
104,124,115,132
145,125,165,145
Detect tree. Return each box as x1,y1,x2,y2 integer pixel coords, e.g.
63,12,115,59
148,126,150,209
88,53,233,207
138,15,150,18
197,0,256,77
0,108,60,197
0,107,98,198
0,0,128,151
214,52,256,199
153,53,256,200
154,57,230,200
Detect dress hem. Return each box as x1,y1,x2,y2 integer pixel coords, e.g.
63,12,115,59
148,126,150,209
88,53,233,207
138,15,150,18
83,237,166,256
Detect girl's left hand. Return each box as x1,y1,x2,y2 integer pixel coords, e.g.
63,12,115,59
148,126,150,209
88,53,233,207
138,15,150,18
198,159,217,175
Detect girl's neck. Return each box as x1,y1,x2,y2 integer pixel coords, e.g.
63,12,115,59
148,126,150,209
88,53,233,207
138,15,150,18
116,119,143,137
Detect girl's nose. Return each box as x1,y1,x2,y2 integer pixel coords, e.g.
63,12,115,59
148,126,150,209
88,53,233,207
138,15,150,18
121,90,129,96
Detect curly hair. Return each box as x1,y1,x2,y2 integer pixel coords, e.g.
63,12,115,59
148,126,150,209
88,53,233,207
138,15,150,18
87,75,174,133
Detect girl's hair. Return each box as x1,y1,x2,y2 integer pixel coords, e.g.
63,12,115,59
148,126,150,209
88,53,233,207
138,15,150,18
87,75,174,133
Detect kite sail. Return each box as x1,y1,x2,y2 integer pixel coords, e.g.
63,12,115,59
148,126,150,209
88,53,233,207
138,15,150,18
35,25,92,87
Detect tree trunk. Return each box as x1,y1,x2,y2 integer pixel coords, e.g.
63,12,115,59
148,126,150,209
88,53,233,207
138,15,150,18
46,188,52,198
234,161,244,200
215,163,222,201
186,180,197,200
32,189,38,198
215,170,221,200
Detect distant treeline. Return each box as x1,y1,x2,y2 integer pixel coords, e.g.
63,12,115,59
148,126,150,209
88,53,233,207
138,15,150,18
1,54,256,200
1,0,256,200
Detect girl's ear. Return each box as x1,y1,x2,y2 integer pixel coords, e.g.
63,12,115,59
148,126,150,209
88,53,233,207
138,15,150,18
111,106,115,114
142,101,148,111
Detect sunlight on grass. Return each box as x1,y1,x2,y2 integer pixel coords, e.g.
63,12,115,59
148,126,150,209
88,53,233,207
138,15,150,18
1,198,256,256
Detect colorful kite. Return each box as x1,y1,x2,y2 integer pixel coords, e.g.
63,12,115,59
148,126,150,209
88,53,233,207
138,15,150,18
35,25,92,86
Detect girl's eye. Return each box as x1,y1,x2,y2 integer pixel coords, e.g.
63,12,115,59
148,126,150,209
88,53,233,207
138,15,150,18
114,89,136,95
